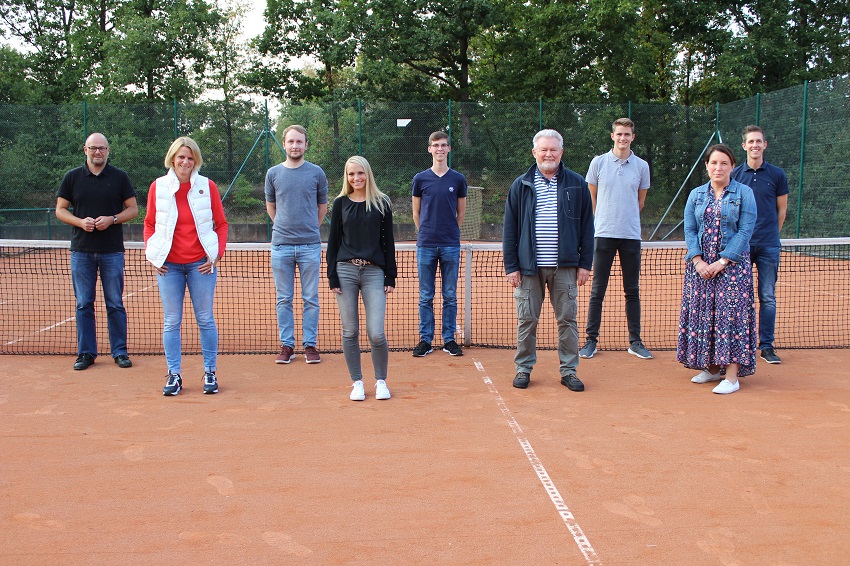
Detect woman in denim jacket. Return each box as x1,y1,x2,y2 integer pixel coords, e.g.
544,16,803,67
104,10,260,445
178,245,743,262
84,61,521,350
677,144,758,394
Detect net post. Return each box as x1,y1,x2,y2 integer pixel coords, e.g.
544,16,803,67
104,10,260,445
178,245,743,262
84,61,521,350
464,244,472,347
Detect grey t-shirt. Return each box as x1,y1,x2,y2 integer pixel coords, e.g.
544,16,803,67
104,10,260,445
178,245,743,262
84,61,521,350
585,150,650,240
264,161,329,245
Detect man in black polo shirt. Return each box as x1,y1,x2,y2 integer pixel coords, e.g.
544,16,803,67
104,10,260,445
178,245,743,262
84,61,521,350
56,133,138,370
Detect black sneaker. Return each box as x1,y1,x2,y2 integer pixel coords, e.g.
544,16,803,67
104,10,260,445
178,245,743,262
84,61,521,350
74,353,95,370
442,340,463,356
561,374,585,392
760,348,781,364
203,371,218,394
114,354,132,368
513,371,530,389
412,340,433,357
162,373,182,396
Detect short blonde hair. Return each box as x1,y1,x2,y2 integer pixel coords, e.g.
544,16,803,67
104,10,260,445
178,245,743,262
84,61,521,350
164,137,203,171
337,155,390,214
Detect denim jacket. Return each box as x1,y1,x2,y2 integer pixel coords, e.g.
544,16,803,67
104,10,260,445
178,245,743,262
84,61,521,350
684,179,757,264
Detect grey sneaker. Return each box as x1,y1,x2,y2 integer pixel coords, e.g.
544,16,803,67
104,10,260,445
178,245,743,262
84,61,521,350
628,341,653,359
760,348,781,364
579,340,597,359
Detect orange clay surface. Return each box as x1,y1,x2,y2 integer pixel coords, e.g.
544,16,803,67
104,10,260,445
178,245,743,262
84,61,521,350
2,347,850,565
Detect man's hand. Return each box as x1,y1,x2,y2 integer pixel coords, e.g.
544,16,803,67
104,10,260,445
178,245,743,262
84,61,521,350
577,268,591,286
506,271,521,288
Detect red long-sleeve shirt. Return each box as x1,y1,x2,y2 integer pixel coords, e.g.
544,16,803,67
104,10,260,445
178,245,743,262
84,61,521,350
143,178,228,264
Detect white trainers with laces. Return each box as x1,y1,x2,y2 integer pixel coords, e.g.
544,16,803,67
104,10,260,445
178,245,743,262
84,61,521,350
350,380,366,401
375,379,391,400
712,379,740,394
691,369,723,383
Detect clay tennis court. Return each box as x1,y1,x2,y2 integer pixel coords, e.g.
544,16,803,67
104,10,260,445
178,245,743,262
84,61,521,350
2,346,850,565
3,240,850,563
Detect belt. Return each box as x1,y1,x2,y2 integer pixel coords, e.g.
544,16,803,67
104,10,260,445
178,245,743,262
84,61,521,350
346,258,373,266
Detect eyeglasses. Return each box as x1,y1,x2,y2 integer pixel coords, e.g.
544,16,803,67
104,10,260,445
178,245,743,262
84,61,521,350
86,146,109,153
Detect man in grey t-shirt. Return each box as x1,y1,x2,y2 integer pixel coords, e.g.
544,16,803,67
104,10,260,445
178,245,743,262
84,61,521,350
265,125,329,364
579,118,652,360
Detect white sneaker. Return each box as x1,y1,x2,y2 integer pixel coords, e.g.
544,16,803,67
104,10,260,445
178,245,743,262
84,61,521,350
350,380,365,401
691,369,722,383
375,379,391,400
712,379,740,394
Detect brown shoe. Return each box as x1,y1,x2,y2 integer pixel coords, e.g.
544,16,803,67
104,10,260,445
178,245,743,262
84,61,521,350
304,346,321,364
275,345,294,364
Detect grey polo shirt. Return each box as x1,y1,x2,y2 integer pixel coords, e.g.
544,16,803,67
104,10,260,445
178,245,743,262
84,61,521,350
585,150,650,240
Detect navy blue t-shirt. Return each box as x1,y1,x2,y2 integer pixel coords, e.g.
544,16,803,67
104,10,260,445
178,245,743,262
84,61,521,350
731,160,789,247
411,168,467,247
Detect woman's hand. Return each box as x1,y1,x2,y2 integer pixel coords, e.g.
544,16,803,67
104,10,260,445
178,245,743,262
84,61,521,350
155,265,168,276
331,288,342,295
384,286,394,295
695,259,726,279
198,256,219,274
705,260,728,279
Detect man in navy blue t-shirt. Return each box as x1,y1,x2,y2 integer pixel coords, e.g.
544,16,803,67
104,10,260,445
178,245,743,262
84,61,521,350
411,131,467,357
732,125,789,364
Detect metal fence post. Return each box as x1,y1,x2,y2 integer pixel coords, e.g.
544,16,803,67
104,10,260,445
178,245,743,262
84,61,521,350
83,100,87,139
755,93,761,126
173,99,178,139
539,99,543,131
796,80,808,238
358,99,363,156
447,100,453,169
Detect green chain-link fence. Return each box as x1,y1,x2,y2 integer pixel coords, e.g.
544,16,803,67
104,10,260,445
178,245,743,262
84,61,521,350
1,75,847,241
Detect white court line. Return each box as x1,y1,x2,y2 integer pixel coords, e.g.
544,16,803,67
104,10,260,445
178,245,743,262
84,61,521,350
4,284,157,346
473,359,601,564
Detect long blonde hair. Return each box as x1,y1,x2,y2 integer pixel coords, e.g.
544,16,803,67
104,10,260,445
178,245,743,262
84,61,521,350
337,155,390,214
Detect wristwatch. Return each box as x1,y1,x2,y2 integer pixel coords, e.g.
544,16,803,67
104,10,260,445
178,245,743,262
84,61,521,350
112,215,118,225
718,258,729,266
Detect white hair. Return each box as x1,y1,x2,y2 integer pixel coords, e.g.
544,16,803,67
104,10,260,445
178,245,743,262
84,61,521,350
533,129,564,149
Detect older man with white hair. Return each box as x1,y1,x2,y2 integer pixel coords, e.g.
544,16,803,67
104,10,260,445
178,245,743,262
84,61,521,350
502,129,595,391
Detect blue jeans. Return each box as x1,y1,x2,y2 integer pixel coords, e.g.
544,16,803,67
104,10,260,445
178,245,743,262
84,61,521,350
333,262,389,381
157,259,218,374
585,238,642,344
514,267,579,377
751,245,780,350
417,245,460,344
70,251,128,358
271,243,321,348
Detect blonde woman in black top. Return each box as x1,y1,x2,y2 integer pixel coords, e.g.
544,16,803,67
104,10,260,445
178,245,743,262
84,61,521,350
327,156,397,401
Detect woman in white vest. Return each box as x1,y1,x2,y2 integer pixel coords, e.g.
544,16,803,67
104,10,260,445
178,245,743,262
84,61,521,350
144,137,229,396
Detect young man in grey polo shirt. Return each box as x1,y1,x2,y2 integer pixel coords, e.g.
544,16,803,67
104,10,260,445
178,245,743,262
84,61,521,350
579,118,652,360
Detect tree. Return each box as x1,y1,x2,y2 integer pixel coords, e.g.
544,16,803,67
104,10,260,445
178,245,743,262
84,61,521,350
358,0,495,103
96,0,222,100
0,46,35,102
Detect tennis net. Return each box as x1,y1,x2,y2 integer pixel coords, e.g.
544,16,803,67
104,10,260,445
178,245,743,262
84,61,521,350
2,239,848,355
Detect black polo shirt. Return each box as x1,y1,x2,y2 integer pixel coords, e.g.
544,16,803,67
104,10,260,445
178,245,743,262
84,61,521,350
57,162,136,253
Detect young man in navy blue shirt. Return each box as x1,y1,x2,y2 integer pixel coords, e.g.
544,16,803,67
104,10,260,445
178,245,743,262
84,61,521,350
732,125,789,364
411,131,467,357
